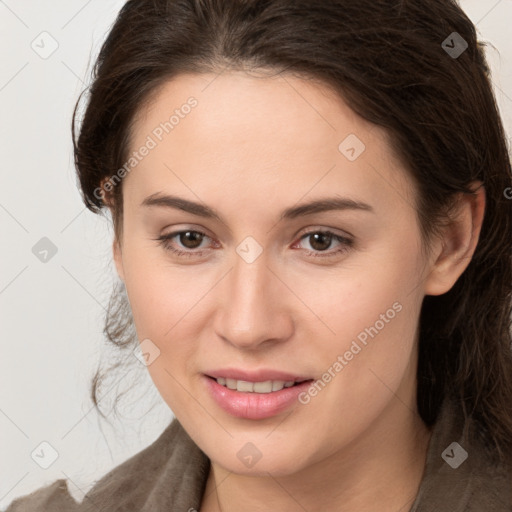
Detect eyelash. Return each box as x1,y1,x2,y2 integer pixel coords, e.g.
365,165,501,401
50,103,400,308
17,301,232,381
154,229,353,259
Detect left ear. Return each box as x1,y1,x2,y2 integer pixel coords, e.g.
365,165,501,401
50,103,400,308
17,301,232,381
423,181,486,296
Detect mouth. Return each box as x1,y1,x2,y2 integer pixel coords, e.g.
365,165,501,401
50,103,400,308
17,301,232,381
203,372,314,420
207,376,311,393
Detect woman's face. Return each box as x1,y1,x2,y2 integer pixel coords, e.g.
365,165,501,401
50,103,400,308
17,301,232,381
113,70,438,476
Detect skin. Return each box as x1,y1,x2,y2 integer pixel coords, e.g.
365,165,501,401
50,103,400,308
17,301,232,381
110,70,485,512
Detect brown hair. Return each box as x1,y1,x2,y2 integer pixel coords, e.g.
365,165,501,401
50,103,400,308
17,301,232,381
73,0,512,463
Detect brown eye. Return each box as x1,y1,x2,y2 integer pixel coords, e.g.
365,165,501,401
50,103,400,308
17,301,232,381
295,230,354,259
307,232,334,252
177,231,205,249
155,229,211,257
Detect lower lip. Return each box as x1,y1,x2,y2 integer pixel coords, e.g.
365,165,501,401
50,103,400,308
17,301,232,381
203,375,313,420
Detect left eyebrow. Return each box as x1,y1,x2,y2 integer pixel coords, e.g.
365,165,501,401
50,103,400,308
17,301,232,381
140,193,374,222
280,197,374,220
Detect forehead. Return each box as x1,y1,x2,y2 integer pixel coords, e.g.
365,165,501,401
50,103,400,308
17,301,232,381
123,71,415,216
132,70,376,154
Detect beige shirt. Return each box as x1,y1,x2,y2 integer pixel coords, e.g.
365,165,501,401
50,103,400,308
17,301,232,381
5,397,512,511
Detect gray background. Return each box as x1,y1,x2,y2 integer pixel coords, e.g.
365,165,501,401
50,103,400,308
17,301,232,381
1,0,511,507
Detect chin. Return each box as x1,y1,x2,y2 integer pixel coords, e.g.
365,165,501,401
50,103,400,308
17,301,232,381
206,438,312,477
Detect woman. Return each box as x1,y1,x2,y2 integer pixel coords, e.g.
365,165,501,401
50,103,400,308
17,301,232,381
6,0,512,510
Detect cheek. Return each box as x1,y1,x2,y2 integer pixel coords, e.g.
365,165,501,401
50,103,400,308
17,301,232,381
122,254,207,413
122,239,200,332
292,232,424,400
121,245,208,378
291,226,423,341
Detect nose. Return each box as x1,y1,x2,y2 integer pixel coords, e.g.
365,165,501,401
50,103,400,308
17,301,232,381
213,249,294,350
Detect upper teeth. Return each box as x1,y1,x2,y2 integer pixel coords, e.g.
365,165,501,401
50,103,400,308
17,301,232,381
216,377,296,393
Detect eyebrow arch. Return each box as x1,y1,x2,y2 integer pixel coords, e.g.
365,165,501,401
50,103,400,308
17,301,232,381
141,193,374,221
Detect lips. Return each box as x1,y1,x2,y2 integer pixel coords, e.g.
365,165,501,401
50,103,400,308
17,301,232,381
203,369,314,419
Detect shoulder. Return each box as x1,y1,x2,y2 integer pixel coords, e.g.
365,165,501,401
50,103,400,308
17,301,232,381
412,397,512,511
4,479,79,512
466,445,512,510
80,418,209,511
4,419,209,512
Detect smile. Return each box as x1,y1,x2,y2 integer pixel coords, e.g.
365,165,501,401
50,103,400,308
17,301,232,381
214,377,306,393
204,374,314,419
